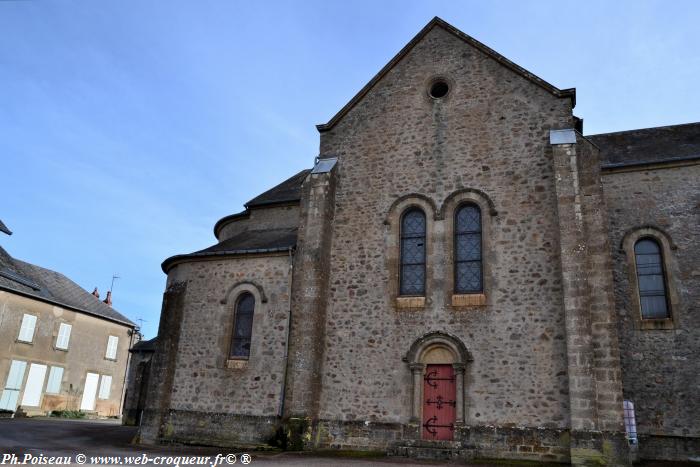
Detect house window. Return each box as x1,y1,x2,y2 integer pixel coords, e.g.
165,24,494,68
634,238,670,319
45,366,64,394
105,335,119,360
623,400,638,445
230,292,255,359
55,323,72,350
400,208,426,296
454,204,482,293
17,314,37,343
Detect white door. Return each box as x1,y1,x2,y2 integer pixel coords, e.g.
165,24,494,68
20,364,47,407
0,360,27,410
80,373,99,411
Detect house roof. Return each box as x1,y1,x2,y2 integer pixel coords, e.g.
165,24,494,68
316,16,575,133
0,219,11,235
162,227,297,273
0,246,134,327
589,122,700,168
131,336,157,352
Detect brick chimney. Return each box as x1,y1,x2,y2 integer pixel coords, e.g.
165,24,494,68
92,287,100,299
103,290,112,306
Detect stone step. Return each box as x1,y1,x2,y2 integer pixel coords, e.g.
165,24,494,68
399,439,466,449
390,445,476,461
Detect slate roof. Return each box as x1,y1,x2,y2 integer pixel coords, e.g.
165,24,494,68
162,227,297,272
0,246,134,326
0,219,11,236
245,169,310,208
131,336,157,352
589,122,700,168
213,169,310,238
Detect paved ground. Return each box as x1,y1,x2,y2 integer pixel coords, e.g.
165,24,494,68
1,418,690,466
0,418,493,466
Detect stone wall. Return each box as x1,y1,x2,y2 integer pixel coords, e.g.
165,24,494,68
122,347,153,426
141,253,293,445
602,163,700,460
135,19,700,465
139,280,187,443
216,205,300,242
316,25,574,434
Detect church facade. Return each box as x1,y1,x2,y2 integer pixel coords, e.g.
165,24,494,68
139,18,699,465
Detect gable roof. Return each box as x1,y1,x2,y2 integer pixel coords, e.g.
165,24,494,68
0,219,11,235
589,122,700,168
0,246,134,327
317,16,575,133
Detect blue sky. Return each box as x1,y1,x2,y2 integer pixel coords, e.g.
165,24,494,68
2,1,698,339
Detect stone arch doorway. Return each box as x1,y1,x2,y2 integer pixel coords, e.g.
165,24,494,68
405,332,472,441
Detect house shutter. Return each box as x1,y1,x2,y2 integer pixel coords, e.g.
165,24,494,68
56,323,72,350
105,336,119,360
46,367,64,394
98,375,112,399
0,360,27,411
18,314,37,342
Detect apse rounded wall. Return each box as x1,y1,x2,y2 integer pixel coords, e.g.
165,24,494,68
215,205,301,242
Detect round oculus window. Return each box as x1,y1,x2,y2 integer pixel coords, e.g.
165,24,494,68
429,80,449,99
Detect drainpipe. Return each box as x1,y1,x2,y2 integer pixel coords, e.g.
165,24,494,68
278,246,294,418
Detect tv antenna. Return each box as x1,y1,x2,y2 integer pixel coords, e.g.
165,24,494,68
110,274,121,293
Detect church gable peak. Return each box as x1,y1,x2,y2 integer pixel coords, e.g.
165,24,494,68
316,16,575,133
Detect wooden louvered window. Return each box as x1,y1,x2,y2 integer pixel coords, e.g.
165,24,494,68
454,204,482,293
400,208,426,296
230,292,255,359
634,238,670,319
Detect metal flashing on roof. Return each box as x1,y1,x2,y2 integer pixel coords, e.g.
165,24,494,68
311,157,338,174
550,129,577,145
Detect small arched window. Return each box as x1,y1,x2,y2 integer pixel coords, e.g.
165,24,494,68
230,292,255,359
454,204,482,293
634,238,670,319
400,208,426,296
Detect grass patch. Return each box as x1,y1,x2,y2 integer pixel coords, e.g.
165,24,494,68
50,410,86,419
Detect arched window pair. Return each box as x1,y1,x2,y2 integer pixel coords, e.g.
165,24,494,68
399,204,482,296
633,238,670,320
229,293,255,359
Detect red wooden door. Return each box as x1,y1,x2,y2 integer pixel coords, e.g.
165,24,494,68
422,364,456,440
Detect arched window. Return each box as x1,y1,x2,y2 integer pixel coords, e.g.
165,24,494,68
634,238,670,319
230,292,255,359
400,208,426,296
454,204,482,294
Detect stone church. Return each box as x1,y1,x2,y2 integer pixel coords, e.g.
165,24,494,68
139,18,699,465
